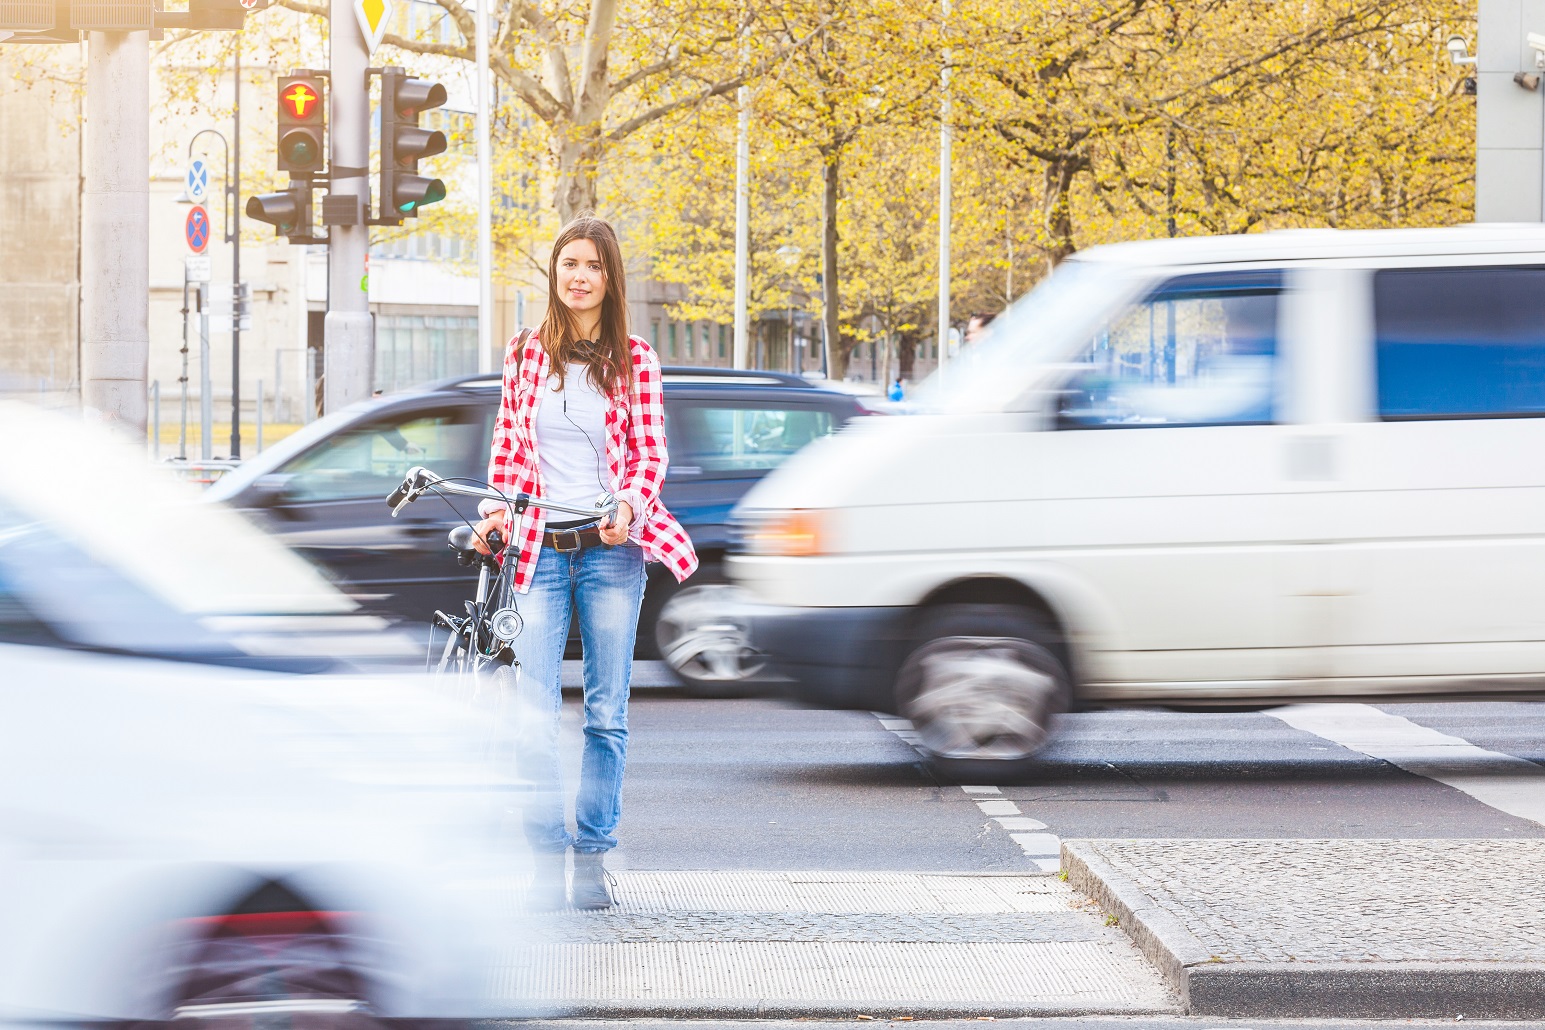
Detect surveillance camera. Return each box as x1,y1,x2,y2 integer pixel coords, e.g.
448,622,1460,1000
1448,35,1468,53
1528,31,1545,53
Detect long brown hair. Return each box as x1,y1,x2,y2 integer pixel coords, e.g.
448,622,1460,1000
539,215,633,397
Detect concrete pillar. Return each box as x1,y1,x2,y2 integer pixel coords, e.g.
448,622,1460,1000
80,30,150,434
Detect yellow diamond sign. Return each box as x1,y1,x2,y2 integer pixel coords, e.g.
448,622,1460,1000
353,0,391,54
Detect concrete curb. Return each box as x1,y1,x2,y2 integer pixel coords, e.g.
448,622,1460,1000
1061,840,1545,1019
486,1000,1167,1020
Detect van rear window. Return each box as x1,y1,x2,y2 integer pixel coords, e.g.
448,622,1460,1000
1374,266,1545,420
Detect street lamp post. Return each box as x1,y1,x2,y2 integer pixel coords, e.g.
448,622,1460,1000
776,244,801,374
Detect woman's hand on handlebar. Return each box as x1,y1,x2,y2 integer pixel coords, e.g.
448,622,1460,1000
598,500,633,547
472,511,509,555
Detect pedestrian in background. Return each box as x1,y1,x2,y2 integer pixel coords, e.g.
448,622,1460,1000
472,215,698,910
888,377,904,402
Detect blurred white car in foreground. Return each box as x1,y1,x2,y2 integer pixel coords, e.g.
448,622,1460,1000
0,403,522,1026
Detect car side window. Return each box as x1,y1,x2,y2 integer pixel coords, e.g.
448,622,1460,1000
1057,272,1281,428
1375,265,1545,420
667,403,837,472
280,408,485,501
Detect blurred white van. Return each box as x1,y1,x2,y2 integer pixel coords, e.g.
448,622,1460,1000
729,225,1545,779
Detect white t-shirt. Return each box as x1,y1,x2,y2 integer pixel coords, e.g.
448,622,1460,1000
536,362,610,519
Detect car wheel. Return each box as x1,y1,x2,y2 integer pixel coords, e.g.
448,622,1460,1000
168,903,384,1030
653,568,768,694
896,603,1071,782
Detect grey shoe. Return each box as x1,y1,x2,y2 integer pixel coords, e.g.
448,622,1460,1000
527,848,568,912
570,850,615,910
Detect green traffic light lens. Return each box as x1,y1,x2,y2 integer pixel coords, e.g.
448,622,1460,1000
279,130,320,169
395,178,446,213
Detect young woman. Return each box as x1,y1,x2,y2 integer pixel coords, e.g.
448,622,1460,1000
471,216,697,910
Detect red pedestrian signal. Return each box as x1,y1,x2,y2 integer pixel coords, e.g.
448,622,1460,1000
277,74,326,177
281,81,321,120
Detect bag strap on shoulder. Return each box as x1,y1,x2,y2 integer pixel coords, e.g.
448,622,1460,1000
511,326,534,368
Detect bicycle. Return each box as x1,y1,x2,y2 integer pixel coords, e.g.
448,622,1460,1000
384,466,618,690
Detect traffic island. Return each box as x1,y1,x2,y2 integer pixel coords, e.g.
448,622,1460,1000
1061,837,1545,1019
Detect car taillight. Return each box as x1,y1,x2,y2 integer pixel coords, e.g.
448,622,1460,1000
182,910,347,937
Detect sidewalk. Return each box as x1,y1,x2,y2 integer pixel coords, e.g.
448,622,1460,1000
1064,837,1545,1020
490,870,1177,1018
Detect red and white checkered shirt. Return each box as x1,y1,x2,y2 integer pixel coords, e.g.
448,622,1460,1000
480,331,699,593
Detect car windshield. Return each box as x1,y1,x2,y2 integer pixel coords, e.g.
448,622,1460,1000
0,403,352,620
909,259,1131,413
205,403,373,502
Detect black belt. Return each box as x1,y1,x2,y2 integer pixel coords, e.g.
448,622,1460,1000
543,525,607,552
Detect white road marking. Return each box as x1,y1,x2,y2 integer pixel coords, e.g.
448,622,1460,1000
1010,832,1062,855
872,716,1064,868
996,816,1049,831
1272,703,1545,828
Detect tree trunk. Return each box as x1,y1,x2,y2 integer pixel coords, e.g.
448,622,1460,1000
898,330,917,378
553,134,603,224
821,149,841,378
1042,155,1083,270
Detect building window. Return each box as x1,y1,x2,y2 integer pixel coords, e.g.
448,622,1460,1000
718,324,727,360
667,322,678,360
374,313,479,394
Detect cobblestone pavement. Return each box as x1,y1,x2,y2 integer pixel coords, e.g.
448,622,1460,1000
1066,838,1545,964
488,871,1177,1016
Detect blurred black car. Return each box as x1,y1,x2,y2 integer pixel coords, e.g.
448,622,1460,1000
207,367,875,688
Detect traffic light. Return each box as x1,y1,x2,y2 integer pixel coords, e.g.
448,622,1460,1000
277,74,326,177
246,183,313,240
379,67,448,222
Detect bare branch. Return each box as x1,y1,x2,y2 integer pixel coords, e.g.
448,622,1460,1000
604,16,829,142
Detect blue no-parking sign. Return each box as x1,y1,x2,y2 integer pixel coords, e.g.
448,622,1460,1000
185,205,211,254
185,158,209,204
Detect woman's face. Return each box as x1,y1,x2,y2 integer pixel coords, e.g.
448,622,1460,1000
555,237,607,319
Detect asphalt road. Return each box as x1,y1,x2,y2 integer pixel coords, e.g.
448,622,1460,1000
505,1020,1532,1030
512,667,1545,1026
591,674,1545,874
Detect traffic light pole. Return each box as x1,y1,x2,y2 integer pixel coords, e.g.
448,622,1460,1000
80,30,150,436
324,0,373,413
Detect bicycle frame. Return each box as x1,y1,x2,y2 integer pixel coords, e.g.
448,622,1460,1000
386,466,618,676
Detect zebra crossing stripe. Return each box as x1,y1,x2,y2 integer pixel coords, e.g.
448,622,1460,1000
872,714,1062,871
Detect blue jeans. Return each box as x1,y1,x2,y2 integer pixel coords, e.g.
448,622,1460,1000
512,542,646,854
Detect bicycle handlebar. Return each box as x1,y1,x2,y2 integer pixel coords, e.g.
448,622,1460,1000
385,466,619,522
